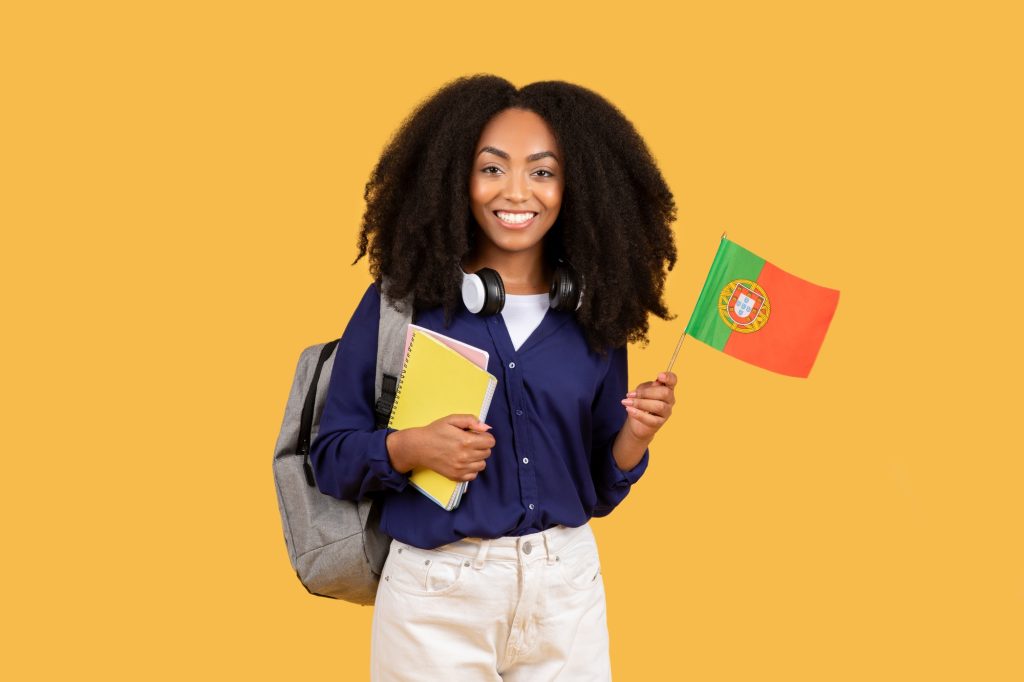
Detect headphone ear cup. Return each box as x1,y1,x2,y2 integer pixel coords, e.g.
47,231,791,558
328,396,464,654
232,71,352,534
462,272,487,314
549,261,583,313
475,267,505,316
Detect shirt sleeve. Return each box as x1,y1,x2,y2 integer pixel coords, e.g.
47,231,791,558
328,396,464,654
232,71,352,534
309,282,411,500
589,343,650,516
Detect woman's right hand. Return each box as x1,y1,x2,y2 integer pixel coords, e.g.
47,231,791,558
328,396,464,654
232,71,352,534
386,414,494,482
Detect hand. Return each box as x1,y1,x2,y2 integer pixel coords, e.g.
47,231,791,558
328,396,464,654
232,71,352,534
620,371,677,443
386,413,495,482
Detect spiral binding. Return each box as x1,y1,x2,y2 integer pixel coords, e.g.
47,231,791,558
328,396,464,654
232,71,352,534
386,331,418,430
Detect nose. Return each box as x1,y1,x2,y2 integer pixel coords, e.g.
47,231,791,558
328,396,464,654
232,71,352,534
503,169,530,203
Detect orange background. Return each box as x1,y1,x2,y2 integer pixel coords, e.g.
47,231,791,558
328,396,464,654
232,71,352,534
2,1,1021,680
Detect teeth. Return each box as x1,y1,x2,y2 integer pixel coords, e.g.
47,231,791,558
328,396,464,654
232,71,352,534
496,211,536,224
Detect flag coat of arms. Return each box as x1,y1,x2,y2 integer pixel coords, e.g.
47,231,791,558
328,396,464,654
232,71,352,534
685,237,840,377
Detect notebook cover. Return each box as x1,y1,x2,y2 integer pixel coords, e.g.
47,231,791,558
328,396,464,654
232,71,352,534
388,329,498,510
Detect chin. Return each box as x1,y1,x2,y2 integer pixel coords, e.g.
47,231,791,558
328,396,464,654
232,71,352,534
488,233,545,253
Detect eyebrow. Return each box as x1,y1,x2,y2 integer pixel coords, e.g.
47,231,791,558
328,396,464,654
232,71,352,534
477,146,559,163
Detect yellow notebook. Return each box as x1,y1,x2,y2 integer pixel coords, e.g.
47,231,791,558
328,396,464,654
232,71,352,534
387,328,498,510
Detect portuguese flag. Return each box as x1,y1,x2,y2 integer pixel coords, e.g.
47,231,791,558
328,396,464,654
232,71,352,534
685,237,840,378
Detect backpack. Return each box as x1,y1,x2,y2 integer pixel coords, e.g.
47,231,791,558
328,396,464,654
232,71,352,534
273,282,412,604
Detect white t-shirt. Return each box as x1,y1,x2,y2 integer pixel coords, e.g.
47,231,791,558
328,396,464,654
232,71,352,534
500,293,550,351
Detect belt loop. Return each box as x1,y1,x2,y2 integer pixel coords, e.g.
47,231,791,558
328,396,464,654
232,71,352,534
542,530,556,566
473,539,491,569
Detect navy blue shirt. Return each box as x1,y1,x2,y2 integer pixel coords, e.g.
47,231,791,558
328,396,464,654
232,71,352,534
310,282,650,549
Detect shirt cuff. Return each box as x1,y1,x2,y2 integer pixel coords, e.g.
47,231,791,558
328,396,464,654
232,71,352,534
595,434,650,490
367,427,411,492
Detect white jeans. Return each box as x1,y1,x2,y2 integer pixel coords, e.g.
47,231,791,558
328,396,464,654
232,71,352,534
370,522,611,681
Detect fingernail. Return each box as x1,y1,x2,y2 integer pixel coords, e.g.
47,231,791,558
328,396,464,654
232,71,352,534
626,391,637,398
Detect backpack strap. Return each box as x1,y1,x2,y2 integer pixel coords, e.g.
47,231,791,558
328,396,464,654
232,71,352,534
299,339,340,487
374,278,414,429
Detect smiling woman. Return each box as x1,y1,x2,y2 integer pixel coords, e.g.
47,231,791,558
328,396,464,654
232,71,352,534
464,108,566,294
354,73,678,354
317,74,681,681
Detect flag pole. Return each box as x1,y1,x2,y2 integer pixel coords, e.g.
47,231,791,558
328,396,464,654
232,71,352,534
665,231,729,376
665,332,686,374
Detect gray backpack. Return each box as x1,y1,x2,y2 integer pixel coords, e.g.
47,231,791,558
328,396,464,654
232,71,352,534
273,284,412,604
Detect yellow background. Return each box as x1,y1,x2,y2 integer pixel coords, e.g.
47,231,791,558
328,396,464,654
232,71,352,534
3,1,1021,680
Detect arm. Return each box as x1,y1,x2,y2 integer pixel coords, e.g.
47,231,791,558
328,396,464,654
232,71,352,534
309,282,496,497
588,345,678,513
309,282,411,500
589,344,650,516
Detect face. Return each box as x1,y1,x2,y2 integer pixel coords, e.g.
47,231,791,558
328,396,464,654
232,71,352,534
468,108,564,259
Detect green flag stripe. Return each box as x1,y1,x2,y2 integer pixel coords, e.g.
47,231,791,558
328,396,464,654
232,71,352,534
685,239,766,350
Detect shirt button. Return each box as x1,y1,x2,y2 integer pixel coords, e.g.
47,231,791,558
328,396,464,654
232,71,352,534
508,361,516,369
528,503,535,510
522,457,529,464
515,409,523,416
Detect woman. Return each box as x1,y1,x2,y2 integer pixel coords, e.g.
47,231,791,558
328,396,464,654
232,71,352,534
311,74,679,680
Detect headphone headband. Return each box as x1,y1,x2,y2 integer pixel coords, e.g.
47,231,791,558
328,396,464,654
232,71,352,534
461,259,583,316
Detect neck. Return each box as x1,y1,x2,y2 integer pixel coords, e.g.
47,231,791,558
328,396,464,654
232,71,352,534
461,244,553,295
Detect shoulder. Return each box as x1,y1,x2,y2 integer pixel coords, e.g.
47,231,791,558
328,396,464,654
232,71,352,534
566,314,626,364
350,281,381,320
355,279,410,312
591,340,628,386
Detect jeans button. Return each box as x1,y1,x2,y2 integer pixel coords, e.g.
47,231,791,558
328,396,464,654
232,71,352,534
522,541,532,555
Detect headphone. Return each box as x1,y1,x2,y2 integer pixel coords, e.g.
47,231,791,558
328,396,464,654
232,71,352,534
461,258,584,316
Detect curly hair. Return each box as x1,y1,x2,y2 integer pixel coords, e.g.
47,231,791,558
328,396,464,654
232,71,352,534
353,74,678,355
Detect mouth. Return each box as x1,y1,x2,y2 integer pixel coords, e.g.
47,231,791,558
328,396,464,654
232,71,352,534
493,210,538,229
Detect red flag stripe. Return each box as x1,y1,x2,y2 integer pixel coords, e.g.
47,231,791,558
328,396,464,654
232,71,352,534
722,262,840,377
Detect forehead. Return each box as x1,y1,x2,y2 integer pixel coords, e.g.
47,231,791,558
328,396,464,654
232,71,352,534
475,108,561,156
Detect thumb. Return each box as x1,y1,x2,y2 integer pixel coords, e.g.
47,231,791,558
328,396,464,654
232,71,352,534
445,414,491,431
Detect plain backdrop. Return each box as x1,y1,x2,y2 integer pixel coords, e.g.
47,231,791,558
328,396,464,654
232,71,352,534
2,1,1021,680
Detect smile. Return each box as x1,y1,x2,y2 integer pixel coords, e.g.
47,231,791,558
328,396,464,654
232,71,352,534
494,211,537,228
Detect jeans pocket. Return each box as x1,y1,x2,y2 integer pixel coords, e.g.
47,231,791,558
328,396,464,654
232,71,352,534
555,536,602,591
383,543,471,597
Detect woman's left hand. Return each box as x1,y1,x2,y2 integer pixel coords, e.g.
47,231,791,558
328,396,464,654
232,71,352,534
621,372,677,442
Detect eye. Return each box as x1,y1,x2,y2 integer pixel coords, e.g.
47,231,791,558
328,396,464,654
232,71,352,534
481,165,502,174
533,169,555,178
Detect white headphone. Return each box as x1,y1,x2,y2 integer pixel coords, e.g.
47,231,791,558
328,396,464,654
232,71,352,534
461,259,584,316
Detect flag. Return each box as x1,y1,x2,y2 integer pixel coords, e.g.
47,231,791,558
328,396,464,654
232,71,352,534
685,236,840,378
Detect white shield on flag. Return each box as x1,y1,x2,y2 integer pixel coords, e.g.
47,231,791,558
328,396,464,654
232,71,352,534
727,283,764,325
735,293,755,317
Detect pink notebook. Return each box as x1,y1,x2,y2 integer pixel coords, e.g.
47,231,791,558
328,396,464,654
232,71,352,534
402,324,489,371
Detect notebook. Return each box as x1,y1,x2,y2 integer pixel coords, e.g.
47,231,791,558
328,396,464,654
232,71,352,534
403,324,489,371
387,328,498,510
